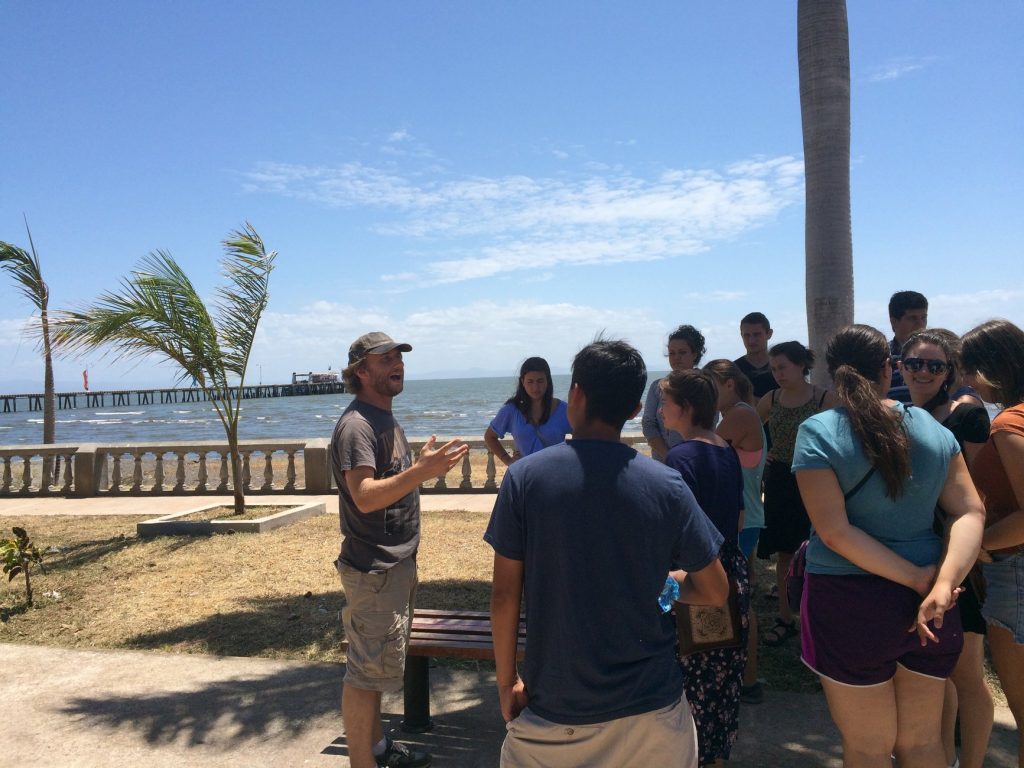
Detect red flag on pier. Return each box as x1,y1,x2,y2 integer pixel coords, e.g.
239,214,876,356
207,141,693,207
83,369,89,391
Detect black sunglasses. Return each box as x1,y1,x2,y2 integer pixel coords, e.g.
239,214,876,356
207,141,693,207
902,357,951,375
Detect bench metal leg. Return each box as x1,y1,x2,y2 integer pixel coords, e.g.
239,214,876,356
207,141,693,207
401,656,433,732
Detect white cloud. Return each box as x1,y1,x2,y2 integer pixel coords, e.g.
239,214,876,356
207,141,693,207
866,56,939,83
387,129,411,143
246,153,804,286
248,299,667,377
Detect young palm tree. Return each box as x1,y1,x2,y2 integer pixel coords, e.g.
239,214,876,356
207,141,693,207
1,221,57,482
51,223,276,515
798,0,854,384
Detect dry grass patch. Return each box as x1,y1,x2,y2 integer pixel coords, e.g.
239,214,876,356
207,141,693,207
0,509,493,663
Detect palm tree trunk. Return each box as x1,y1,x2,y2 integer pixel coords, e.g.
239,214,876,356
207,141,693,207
227,423,245,515
799,0,854,384
41,308,57,484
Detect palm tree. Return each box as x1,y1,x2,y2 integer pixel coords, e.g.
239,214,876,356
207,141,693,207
798,0,854,383
51,223,276,515
1,220,56,480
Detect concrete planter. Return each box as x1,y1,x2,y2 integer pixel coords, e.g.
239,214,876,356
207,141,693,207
137,501,326,537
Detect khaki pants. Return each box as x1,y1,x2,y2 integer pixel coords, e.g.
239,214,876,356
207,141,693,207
500,696,698,768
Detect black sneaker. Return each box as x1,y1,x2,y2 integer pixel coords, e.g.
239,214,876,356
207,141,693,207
740,682,764,704
375,738,432,767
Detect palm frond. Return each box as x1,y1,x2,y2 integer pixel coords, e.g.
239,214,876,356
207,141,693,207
50,249,226,387
0,239,47,313
214,222,276,377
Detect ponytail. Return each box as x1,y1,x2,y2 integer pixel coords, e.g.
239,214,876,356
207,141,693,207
827,326,910,499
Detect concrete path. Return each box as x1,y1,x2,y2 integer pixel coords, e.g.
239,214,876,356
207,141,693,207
4,641,1019,767
2,493,1019,765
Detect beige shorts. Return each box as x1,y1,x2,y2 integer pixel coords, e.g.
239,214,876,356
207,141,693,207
500,695,698,768
337,555,417,693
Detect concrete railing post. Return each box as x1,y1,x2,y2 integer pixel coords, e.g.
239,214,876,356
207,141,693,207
72,444,100,498
304,438,331,494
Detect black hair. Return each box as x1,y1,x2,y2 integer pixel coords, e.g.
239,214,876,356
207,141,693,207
570,337,647,430
661,369,719,430
769,340,816,376
506,356,555,424
740,312,771,331
667,324,707,365
888,290,928,320
827,325,910,499
961,319,1024,406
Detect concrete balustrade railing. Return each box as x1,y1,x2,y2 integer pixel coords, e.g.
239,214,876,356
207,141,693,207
0,436,650,498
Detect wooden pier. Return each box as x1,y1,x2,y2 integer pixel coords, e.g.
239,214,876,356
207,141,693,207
0,382,346,413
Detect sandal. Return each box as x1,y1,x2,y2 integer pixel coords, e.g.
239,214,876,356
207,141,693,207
762,618,797,647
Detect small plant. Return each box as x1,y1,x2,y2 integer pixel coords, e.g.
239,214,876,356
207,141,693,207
1,526,45,607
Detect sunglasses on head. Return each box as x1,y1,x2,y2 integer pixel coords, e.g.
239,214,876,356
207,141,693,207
902,357,950,375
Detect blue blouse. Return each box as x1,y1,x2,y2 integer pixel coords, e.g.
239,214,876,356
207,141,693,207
490,400,571,457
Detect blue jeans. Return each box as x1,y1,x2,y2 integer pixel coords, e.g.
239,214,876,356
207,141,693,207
982,551,1024,643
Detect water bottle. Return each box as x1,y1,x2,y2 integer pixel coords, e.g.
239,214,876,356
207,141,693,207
658,575,679,613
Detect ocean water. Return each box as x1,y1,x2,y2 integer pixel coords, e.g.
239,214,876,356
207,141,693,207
0,373,658,446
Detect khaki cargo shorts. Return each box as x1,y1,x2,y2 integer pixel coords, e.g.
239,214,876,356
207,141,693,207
337,555,417,693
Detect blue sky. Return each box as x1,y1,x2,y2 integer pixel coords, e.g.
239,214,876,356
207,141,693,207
2,1,1021,391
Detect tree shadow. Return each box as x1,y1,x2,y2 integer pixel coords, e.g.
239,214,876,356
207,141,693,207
122,579,493,657
58,656,506,765
43,531,205,573
60,661,341,747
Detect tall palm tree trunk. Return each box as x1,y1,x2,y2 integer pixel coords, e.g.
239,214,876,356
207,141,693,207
799,0,853,383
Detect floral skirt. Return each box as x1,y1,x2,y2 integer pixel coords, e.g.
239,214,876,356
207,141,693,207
679,541,749,766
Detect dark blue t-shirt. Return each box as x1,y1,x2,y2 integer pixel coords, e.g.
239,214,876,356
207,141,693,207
665,440,744,544
484,439,724,725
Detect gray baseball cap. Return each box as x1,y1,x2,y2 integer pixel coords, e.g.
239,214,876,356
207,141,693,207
347,332,412,364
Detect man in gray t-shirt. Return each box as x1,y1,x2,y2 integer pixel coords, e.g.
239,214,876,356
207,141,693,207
331,331,467,768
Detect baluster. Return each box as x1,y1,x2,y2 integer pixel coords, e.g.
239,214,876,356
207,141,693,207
2,457,11,492
21,455,33,492
131,452,143,493
217,453,229,492
174,452,185,493
460,452,472,489
111,454,122,493
242,451,252,490
485,452,497,490
434,469,447,490
154,453,164,492
62,453,73,493
262,452,273,490
197,453,208,491
284,450,296,491
98,453,109,491
41,454,53,493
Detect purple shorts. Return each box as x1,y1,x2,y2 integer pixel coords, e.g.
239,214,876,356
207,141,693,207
801,572,963,686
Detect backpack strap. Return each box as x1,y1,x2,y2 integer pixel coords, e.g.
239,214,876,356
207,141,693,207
844,467,876,501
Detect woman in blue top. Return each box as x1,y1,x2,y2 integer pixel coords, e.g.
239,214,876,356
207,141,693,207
792,325,985,768
484,357,571,465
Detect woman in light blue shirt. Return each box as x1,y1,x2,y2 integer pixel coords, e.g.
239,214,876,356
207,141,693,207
484,357,570,465
792,324,984,767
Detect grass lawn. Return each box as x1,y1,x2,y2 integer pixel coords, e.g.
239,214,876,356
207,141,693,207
0,511,1003,703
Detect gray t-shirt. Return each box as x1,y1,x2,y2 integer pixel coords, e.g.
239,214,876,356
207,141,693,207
331,398,419,572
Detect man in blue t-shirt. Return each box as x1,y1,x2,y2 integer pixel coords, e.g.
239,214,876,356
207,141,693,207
484,338,728,768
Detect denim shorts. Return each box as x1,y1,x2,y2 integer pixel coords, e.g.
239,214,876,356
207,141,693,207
738,527,762,560
981,552,1024,643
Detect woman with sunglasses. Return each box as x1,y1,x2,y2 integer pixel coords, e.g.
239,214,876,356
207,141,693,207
902,330,992,768
484,357,571,465
792,324,984,767
961,319,1024,760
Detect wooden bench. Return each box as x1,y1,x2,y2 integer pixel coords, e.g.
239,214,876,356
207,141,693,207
341,607,526,732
